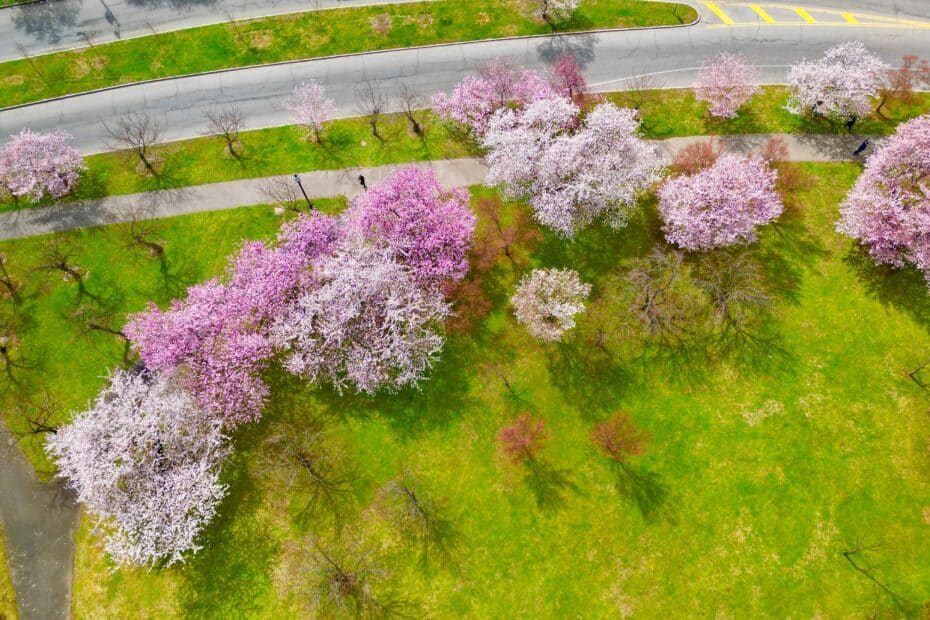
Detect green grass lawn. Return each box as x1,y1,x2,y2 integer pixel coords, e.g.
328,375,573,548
0,0,695,108
4,87,928,214
0,526,17,620
1,165,929,615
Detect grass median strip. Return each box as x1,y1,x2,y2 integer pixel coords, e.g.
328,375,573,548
4,86,927,214
0,0,696,108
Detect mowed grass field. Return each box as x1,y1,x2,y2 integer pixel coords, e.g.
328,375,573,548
0,0,695,108
0,164,928,615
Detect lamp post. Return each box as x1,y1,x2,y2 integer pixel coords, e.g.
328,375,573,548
293,174,314,211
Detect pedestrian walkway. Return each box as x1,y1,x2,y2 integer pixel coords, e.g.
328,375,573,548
0,133,876,241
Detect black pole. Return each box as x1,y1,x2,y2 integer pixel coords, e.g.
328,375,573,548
293,174,314,211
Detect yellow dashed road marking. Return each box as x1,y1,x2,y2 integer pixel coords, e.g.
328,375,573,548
792,7,817,23
748,4,776,23
841,12,858,24
703,2,736,25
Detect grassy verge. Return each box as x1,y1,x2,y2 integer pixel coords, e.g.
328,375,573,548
5,87,928,214
0,0,695,108
1,166,929,615
0,526,17,620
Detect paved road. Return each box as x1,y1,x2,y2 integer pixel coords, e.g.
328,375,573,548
0,428,79,620
0,0,432,61
2,14,929,154
0,133,879,240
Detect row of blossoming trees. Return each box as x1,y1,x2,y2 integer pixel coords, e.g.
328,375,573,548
41,41,930,568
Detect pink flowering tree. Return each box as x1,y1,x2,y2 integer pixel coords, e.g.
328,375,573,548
272,241,450,395
46,369,230,568
344,165,476,287
785,42,890,122
483,98,665,237
551,54,588,103
0,129,84,202
431,60,557,137
695,52,760,119
836,114,930,279
284,80,337,142
125,212,342,424
658,154,783,251
511,268,591,342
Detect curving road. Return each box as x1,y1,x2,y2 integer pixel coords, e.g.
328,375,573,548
2,8,930,154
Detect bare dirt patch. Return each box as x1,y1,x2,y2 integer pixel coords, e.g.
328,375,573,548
369,13,392,35
248,30,274,49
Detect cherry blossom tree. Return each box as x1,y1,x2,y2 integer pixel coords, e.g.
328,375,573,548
535,0,580,23
285,80,336,142
126,212,342,424
273,241,450,395
551,55,587,102
344,165,476,287
0,129,84,201
431,61,557,136
511,268,591,342
659,154,783,251
785,42,890,122
695,52,760,119
499,414,549,464
483,99,665,237
836,114,930,279
46,369,229,568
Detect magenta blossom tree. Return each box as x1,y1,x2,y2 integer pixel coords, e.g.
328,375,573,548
125,212,342,424
658,154,783,251
46,369,229,568
483,98,665,237
785,42,890,121
0,129,84,201
837,114,930,279
695,52,760,119
273,241,450,395
284,80,337,142
431,60,557,136
552,54,588,102
345,165,476,287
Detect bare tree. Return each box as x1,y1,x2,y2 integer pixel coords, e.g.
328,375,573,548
70,303,132,365
259,176,308,214
0,324,27,384
0,253,21,303
34,242,84,285
104,112,163,176
618,73,663,114
397,83,425,138
123,213,166,259
355,81,387,143
377,473,460,567
254,422,354,529
204,106,246,159
15,42,49,87
10,389,60,440
281,537,419,618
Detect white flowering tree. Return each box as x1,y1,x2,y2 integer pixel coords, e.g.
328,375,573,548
273,241,450,395
46,369,229,568
483,98,665,237
695,52,760,119
785,42,890,121
284,80,336,142
511,268,591,342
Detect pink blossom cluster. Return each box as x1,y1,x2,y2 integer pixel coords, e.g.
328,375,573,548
284,80,336,139
345,165,476,286
46,369,229,567
658,154,783,251
431,60,558,136
125,212,341,424
0,129,84,201
483,98,665,237
695,52,760,119
785,41,889,121
837,115,930,277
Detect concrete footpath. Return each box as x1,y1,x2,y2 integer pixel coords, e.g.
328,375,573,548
0,133,875,241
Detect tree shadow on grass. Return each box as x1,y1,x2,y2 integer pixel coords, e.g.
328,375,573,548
178,452,279,619
545,341,630,422
844,247,930,331
610,462,673,524
525,459,580,512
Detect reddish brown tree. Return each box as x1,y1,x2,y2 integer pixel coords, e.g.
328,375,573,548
591,412,651,463
499,414,550,464
878,55,930,117
472,197,542,271
671,139,722,175
443,277,492,333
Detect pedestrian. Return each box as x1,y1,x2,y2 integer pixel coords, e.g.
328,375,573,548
844,116,858,132
358,174,367,190
853,139,870,157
